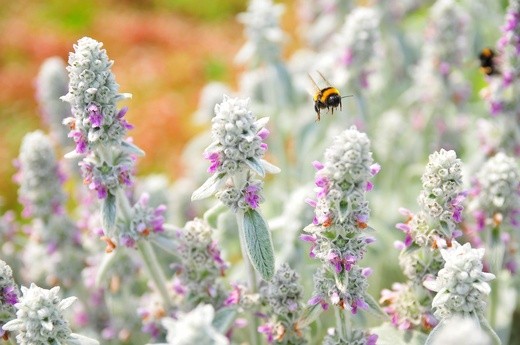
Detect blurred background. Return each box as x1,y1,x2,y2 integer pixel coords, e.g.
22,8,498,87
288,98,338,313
0,0,298,213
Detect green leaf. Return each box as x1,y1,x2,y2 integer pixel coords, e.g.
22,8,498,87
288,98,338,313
191,173,226,201
363,293,390,319
212,307,238,334
372,322,428,345
297,303,324,328
480,317,503,345
243,209,275,280
101,192,117,233
245,157,265,177
121,140,145,156
260,159,281,174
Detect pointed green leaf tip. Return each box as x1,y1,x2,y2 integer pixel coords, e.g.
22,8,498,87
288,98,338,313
191,173,225,201
243,209,275,280
101,192,117,233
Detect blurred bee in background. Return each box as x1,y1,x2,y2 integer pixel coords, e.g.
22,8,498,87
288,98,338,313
479,47,499,76
309,71,353,121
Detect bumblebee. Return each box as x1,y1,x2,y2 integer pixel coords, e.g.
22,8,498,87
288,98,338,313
479,47,499,76
309,71,352,121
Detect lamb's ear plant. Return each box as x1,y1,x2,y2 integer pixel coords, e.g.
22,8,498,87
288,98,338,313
191,94,279,344
60,37,173,312
300,126,381,344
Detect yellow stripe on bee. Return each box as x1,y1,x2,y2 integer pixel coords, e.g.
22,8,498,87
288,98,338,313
481,48,492,57
320,87,340,103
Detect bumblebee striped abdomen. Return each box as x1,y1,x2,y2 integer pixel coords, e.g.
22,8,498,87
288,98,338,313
313,87,342,121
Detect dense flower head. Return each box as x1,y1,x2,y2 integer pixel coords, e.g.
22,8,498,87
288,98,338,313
0,260,19,338
159,304,229,345
2,284,98,345
116,193,166,248
413,149,464,244
205,95,269,176
35,57,72,147
61,37,132,153
15,131,66,219
79,151,134,200
236,0,286,64
379,282,436,331
472,152,520,223
262,263,303,317
259,264,307,344
217,179,265,212
311,266,371,314
307,127,377,229
172,218,227,307
322,328,377,345
423,242,495,319
334,7,380,89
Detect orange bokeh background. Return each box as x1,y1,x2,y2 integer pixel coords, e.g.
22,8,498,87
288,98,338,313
0,0,256,212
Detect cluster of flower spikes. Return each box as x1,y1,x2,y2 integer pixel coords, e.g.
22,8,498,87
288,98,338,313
302,127,379,319
0,260,19,339
61,37,136,201
171,218,228,309
2,283,98,345
423,242,495,320
199,95,274,212
468,152,520,273
14,131,66,220
258,263,307,344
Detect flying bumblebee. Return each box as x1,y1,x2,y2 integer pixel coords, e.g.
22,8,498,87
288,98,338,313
479,47,499,76
308,71,352,121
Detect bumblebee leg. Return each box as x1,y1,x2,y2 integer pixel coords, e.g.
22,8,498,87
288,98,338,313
315,104,320,122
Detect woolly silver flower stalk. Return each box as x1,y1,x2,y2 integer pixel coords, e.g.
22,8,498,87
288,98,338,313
403,149,465,246
258,263,307,344
150,304,229,345
61,37,172,313
0,260,19,342
36,57,72,148
192,94,279,345
423,242,498,345
2,283,99,345
14,130,66,221
302,127,380,343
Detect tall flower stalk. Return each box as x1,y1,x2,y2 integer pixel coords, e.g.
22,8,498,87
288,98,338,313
302,126,380,344
61,37,171,309
192,94,279,344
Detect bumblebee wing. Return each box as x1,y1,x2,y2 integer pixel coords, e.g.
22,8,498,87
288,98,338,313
317,71,333,86
307,73,321,92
